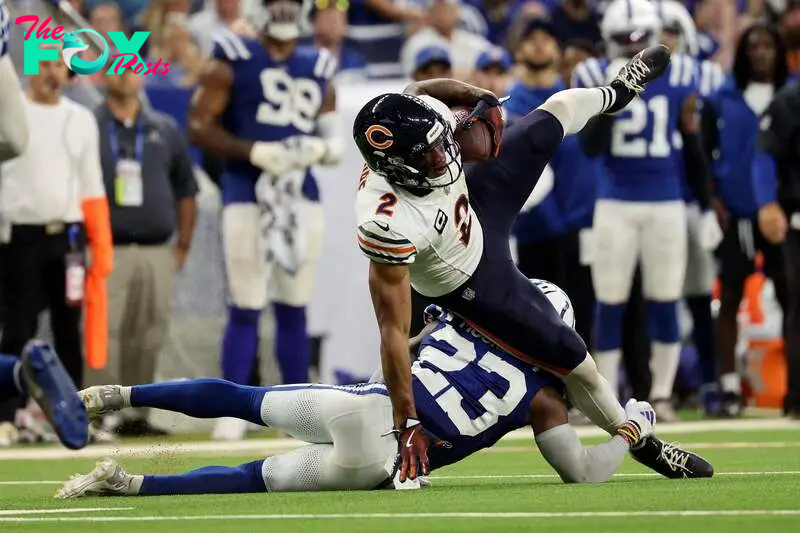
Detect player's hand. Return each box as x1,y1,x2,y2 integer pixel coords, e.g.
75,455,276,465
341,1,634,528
699,209,723,251
285,136,327,168
461,94,504,158
249,141,294,176
758,202,788,245
397,419,451,482
618,399,656,447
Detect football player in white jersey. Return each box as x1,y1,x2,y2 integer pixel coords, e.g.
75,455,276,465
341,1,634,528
58,281,668,498
0,0,29,161
351,45,711,482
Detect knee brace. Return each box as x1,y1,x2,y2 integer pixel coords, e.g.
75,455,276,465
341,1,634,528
647,300,680,343
595,302,626,351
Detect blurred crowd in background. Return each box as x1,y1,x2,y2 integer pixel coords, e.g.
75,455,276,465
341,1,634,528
1,0,800,446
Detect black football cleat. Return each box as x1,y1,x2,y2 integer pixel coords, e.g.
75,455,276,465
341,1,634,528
606,44,672,114
631,436,714,479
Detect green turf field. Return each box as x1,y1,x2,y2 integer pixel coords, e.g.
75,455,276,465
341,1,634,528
1,421,799,533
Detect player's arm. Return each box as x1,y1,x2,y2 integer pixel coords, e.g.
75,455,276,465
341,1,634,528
187,60,250,160
679,93,712,210
530,389,654,483
700,98,729,229
369,261,417,428
404,78,496,109
0,57,28,161
314,83,344,166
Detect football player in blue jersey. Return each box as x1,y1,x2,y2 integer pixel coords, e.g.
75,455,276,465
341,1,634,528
0,0,27,161
655,0,725,415
702,24,790,417
573,0,708,421
187,0,343,440
58,281,669,498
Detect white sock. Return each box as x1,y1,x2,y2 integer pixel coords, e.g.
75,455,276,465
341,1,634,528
649,342,681,400
538,87,617,135
120,386,132,408
720,372,742,394
563,355,626,435
593,350,622,398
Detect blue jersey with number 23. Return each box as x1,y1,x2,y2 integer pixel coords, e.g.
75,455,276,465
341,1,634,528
411,313,563,471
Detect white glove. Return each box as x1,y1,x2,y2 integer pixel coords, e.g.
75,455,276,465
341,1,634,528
249,141,295,176
285,135,327,168
699,209,723,251
622,398,656,444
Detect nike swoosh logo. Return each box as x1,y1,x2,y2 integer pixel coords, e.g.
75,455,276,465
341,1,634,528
405,429,417,448
374,222,390,232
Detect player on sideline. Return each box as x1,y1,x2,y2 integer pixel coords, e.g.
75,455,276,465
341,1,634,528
0,0,28,161
57,280,665,498
187,0,342,440
352,43,712,482
571,0,710,421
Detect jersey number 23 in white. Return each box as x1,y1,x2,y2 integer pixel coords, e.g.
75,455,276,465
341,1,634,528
611,95,671,158
256,68,322,133
413,326,526,437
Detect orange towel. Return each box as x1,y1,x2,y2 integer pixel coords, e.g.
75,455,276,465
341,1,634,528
81,197,113,369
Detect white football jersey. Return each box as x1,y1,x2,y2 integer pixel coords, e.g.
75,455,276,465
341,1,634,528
355,166,484,298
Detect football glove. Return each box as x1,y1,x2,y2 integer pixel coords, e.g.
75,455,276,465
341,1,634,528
249,141,295,177
699,209,723,251
285,135,328,169
617,399,656,447
396,418,451,482
461,94,504,158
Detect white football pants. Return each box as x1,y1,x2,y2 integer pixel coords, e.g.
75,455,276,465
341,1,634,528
258,384,397,491
592,199,688,303
222,199,324,309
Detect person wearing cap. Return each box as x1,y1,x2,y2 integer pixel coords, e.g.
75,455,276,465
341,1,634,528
548,0,602,48
401,0,491,79
412,45,453,81
307,0,368,83
472,46,512,96
506,16,599,361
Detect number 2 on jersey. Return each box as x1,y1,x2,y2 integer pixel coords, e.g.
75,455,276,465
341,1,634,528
610,95,670,158
256,69,322,133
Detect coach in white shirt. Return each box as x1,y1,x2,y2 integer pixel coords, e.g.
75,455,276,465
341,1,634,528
0,47,113,427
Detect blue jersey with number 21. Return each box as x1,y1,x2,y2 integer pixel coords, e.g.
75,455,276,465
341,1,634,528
572,54,698,202
211,30,337,205
411,311,563,471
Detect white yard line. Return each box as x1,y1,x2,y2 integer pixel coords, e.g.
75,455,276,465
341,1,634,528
0,418,796,461
3,469,799,486
1,510,800,522
0,507,133,516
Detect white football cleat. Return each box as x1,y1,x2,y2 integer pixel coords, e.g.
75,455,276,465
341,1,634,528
80,386,125,420
212,417,248,441
55,458,133,499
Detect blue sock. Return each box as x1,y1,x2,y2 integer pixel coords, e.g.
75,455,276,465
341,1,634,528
131,378,266,425
140,460,266,495
221,307,261,384
686,295,717,386
646,300,680,343
0,355,24,401
273,303,310,383
595,302,626,351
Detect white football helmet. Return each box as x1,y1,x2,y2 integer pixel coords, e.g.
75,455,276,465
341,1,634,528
530,279,575,330
652,0,699,56
601,0,662,59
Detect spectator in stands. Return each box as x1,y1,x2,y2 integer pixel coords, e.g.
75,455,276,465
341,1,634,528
85,0,150,25
548,0,601,49
471,46,512,96
89,1,124,40
0,48,112,438
412,45,453,81
401,0,491,79
703,24,789,417
139,0,194,57
146,15,205,87
560,38,594,87
96,63,198,436
309,0,368,83
189,0,247,57
464,0,521,45
347,0,424,77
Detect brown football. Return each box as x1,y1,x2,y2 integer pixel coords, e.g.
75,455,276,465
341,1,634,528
451,105,493,162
